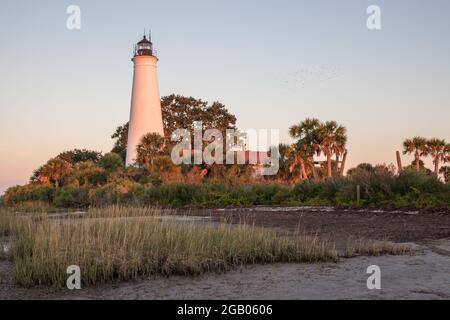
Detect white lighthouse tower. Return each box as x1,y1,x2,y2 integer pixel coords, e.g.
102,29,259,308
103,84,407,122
126,33,164,166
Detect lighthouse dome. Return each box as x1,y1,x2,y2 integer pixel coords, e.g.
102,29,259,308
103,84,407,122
137,35,151,45
135,35,154,56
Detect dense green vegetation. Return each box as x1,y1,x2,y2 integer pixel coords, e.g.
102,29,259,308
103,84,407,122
2,168,449,209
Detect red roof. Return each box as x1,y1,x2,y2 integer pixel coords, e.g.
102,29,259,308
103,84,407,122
180,150,269,164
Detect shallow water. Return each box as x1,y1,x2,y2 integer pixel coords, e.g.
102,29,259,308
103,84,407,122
46,211,219,223
210,206,422,215
21,206,425,219
47,211,87,219
155,215,221,226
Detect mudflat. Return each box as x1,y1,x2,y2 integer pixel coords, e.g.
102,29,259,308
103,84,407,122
180,206,450,244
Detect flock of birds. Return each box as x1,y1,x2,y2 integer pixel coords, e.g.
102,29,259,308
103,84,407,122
281,65,342,88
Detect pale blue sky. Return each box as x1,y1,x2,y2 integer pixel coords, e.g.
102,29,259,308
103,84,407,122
1,0,450,193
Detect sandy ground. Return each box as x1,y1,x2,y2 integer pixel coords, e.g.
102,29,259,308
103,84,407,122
1,207,449,300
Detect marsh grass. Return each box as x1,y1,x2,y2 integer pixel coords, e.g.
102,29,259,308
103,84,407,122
0,211,9,239
8,206,337,287
0,208,14,283
0,242,4,261
344,237,412,258
0,207,17,238
2,206,414,288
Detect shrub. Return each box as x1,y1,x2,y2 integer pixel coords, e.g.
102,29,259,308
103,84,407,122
88,179,142,206
99,153,124,171
53,186,89,208
4,170,450,209
293,179,345,203
393,169,446,194
3,184,55,206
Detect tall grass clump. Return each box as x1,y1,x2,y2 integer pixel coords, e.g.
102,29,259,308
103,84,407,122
1,208,49,237
0,208,18,262
0,207,16,238
9,206,337,287
344,237,412,258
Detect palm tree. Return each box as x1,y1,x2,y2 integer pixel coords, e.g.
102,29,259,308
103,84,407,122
136,133,167,168
274,143,295,183
426,138,447,176
339,149,348,177
289,118,321,181
40,158,72,187
290,152,309,182
317,121,347,178
446,143,450,163
402,137,427,172
439,143,450,182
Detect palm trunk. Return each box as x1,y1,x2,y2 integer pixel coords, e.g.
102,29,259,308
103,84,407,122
396,151,403,174
339,150,348,176
435,158,440,176
327,154,332,178
334,154,340,177
299,157,308,181
415,152,420,172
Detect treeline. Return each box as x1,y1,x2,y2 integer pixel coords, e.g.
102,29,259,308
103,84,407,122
3,166,450,209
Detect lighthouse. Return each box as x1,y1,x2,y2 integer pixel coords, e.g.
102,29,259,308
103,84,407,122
126,33,164,166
